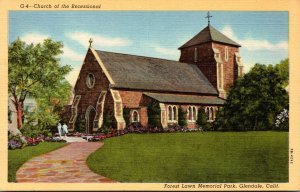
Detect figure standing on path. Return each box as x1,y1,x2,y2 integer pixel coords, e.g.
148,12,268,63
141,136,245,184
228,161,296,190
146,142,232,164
62,123,68,138
57,123,62,138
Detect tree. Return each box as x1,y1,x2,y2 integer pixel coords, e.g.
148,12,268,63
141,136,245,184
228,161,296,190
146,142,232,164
178,106,187,127
217,62,288,131
8,38,71,129
22,80,72,136
147,100,161,128
275,58,289,88
32,79,72,116
196,108,208,130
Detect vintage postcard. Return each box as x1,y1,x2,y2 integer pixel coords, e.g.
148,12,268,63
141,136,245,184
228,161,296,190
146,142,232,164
0,0,300,191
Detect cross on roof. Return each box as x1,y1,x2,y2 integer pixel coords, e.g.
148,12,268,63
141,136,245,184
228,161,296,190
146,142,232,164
89,38,93,48
205,11,213,25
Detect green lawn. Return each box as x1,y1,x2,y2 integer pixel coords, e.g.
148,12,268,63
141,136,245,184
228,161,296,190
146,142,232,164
8,142,67,182
87,131,288,182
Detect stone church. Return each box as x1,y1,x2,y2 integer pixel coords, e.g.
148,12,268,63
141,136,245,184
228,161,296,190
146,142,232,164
68,23,243,133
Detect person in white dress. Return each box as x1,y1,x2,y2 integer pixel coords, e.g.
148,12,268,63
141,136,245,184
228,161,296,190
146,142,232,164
57,123,62,138
62,123,68,138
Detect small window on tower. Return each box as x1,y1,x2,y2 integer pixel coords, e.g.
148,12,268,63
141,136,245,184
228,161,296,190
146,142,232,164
194,48,198,62
225,46,229,61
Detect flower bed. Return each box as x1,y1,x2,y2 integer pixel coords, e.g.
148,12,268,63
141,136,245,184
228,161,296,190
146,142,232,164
8,125,202,147
8,130,68,150
25,137,44,146
84,125,202,142
8,131,26,150
8,139,23,150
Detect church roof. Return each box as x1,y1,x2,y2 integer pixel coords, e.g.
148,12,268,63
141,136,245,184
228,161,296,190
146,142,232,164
144,92,225,105
96,50,218,95
179,25,241,49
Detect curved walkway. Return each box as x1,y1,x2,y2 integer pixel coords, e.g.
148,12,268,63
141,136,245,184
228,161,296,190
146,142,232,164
16,142,116,183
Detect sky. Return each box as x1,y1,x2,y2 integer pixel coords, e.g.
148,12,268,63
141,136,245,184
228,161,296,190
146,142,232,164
9,11,288,87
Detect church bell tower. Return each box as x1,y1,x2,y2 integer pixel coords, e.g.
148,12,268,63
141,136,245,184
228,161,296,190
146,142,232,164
178,12,243,98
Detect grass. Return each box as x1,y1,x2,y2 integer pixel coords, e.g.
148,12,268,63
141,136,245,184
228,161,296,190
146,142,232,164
8,142,67,182
87,131,288,182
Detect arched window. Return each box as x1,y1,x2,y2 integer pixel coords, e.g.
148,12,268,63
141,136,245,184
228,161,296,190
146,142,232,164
193,106,197,121
194,48,198,62
168,105,178,122
205,107,209,119
168,106,173,121
187,106,192,120
213,107,218,120
204,107,216,121
209,107,213,121
204,107,217,121
132,110,139,122
225,46,229,61
173,106,177,121
187,106,197,122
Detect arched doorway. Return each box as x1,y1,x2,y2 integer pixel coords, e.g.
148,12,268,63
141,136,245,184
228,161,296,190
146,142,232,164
85,105,96,134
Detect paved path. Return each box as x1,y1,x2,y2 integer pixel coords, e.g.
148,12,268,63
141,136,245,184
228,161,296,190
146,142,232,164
16,142,116,183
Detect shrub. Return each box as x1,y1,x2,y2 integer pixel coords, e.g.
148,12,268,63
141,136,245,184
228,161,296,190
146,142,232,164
196,108,209,131
147,100,161,128
21,124,49,138
8,131,27,150
75,116,86,133
22,109,57,137
205,122,213,131
123,107,131,128
101,111,114,134
178,106,187,127
212,108,226,131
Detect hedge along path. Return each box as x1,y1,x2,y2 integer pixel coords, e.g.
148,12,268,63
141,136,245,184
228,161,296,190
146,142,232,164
16,142,116,183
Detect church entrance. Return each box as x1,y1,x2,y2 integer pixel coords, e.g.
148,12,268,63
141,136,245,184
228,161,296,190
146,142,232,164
85,106,96,134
